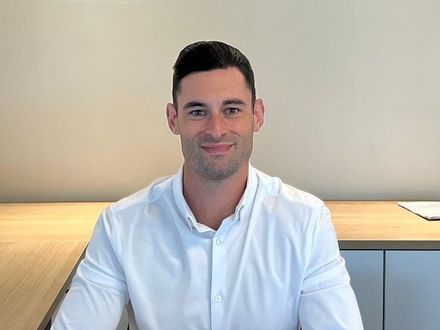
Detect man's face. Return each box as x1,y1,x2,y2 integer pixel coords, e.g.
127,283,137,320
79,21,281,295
166,67,264,181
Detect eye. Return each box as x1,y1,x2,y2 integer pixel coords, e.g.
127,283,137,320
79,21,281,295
225,107,240,115
189,109,207,117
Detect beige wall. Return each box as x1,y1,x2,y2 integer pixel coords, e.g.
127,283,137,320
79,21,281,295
1,0,439,202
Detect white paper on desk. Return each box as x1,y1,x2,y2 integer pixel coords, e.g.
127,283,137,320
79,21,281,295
398,202,440,220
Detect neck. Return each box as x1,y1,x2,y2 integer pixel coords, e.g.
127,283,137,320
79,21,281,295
183,164,248,230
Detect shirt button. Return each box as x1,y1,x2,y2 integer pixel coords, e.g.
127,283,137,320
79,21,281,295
215,238,222,246
214,294,223,303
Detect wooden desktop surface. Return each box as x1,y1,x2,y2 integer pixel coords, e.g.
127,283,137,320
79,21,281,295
327,201,440,249
1,201,440,329
0,241,85,330
0,203,108,330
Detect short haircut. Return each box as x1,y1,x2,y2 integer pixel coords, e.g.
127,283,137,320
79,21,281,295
172,41,256,109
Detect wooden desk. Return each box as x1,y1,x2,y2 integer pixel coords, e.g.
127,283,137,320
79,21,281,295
0,203,109,242
0,241,85,330
0,203,108,330
0,201,439,329
326,201,440,249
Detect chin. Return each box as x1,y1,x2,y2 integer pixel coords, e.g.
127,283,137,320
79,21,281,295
199,163,245,181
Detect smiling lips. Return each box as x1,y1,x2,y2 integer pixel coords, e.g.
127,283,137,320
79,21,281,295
201,143,233,155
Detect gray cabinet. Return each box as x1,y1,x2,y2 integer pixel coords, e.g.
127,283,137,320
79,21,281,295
384,251,440,330
343,250,440,330
341,250,384,330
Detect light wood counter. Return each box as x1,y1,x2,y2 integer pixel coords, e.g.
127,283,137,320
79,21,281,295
326,201,440,249
0,241,86,330
0,203,108,330
1,201,439,329
0,202,109,242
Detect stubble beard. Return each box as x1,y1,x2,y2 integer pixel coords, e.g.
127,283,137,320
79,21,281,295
181,135,253,182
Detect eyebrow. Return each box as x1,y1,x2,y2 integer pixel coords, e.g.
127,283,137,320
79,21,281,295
182,98,247,110
183,101,206,110
223,98,247,106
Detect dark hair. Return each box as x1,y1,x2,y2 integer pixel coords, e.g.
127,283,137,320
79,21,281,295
172,41,256,108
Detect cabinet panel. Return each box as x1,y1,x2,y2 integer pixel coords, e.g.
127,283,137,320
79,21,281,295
341,250,383,330
385,251,440,330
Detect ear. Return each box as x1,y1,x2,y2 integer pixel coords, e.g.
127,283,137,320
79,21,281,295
166,103,180,135
253,98,265,132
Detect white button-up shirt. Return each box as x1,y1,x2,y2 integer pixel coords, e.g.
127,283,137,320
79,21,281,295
53,166,363,330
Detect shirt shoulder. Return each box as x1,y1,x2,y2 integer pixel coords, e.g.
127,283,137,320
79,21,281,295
252,168,330,234
254,168,326,211
106,174,175,218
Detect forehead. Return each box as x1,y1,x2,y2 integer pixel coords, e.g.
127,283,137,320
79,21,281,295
177,67,252,103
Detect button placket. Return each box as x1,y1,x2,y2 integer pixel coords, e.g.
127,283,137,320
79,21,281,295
211,233,227,330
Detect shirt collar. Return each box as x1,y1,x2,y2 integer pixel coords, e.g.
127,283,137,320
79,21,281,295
171,164,258,233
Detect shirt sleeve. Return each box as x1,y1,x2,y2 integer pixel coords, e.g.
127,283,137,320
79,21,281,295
52,208,129,330
298,206,364,330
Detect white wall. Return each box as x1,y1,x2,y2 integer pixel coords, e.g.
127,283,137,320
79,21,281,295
1,0,439,202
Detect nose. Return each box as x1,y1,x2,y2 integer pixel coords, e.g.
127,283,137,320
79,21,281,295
206,112,227,139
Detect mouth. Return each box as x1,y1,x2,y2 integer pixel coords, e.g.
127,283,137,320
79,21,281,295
201,143,233,155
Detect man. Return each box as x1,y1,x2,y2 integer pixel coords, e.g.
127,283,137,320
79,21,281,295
53,41,363,329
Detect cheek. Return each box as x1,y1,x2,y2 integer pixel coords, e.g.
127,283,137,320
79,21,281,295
179,134,199,154
231,121,254,137
179,120,204,136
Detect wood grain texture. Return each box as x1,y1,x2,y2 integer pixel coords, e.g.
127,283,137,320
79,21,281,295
326,201,440,249
0,203,108,329
0,241,86,330
0,202,109,242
